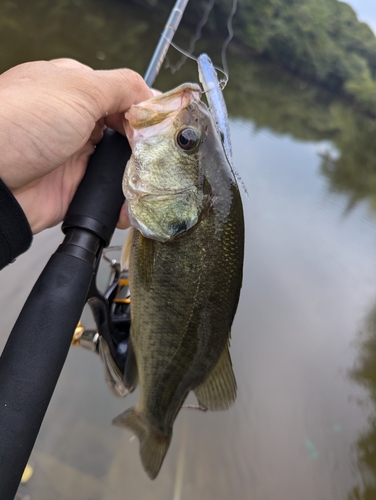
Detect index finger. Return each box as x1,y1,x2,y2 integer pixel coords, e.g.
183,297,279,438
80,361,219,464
50,60,153,136
83,68,154,122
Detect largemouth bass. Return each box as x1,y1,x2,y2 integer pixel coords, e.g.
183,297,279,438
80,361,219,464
113,83,244,480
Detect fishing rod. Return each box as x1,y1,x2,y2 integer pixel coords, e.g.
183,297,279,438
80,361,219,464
0,1,189,498
144,0,190,86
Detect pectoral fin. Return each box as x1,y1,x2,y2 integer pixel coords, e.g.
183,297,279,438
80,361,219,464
98,337,128,397
194,343,237,411
123,335,138,392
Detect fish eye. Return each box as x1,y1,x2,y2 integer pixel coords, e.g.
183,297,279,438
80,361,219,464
176,128,200,152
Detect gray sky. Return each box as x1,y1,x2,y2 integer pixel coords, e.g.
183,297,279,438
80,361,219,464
343,0,376,33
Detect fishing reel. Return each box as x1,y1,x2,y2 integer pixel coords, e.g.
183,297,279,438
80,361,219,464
71,246,131,397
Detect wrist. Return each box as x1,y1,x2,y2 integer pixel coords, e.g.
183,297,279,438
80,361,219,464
0,179,33,268
12,189,39,234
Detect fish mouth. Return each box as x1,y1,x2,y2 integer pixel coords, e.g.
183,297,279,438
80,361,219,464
125,83,202,132
140,188,195,201
125,187,200,243
124,169,196,200
125,182,197,201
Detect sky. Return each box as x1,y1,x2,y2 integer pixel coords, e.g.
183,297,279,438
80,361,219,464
343,0,376,33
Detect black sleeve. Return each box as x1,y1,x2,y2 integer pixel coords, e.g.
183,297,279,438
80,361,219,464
0,179,33,270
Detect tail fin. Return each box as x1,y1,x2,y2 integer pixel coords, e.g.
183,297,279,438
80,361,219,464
113,406,171,480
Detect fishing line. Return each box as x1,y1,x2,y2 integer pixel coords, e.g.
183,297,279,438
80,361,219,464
166,38,229,89
164,0,238,91
221,0,237,80
164,0,215,74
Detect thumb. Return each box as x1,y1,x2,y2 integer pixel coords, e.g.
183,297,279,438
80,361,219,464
82,68,154,123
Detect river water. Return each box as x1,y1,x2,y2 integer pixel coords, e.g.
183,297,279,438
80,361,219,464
1,1,376,499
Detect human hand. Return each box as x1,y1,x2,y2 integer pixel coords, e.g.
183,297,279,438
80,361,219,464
0,58,153,234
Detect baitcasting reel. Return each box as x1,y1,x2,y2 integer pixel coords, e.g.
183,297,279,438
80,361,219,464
72,246,131,397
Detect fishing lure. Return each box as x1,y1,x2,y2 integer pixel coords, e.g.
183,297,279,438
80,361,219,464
198,53,247,195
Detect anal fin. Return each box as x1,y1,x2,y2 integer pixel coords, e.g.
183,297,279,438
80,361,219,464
194,343,237,411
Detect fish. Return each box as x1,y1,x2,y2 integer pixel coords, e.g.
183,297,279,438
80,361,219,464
113,82,244,480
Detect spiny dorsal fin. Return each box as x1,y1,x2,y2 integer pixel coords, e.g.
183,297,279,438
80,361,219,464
194,343,237,411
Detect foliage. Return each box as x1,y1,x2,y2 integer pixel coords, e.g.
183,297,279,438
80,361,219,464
140,0,376,117
1,0,376,215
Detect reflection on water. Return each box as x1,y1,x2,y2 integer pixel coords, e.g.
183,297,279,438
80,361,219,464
2,0,376,499
349,307,376,500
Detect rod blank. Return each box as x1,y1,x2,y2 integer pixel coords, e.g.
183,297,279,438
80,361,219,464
144,0,190,86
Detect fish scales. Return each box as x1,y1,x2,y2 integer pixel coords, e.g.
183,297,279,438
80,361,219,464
130,186,243,420
114,83,244,479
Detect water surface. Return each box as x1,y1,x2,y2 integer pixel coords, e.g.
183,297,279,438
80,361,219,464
1,1,376,499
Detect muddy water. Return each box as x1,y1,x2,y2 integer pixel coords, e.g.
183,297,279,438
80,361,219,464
1,1,376,499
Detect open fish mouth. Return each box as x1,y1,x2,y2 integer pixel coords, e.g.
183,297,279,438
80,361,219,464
124,169,197,200
125,187,200,243
137,188,196,200
125,182,199,203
